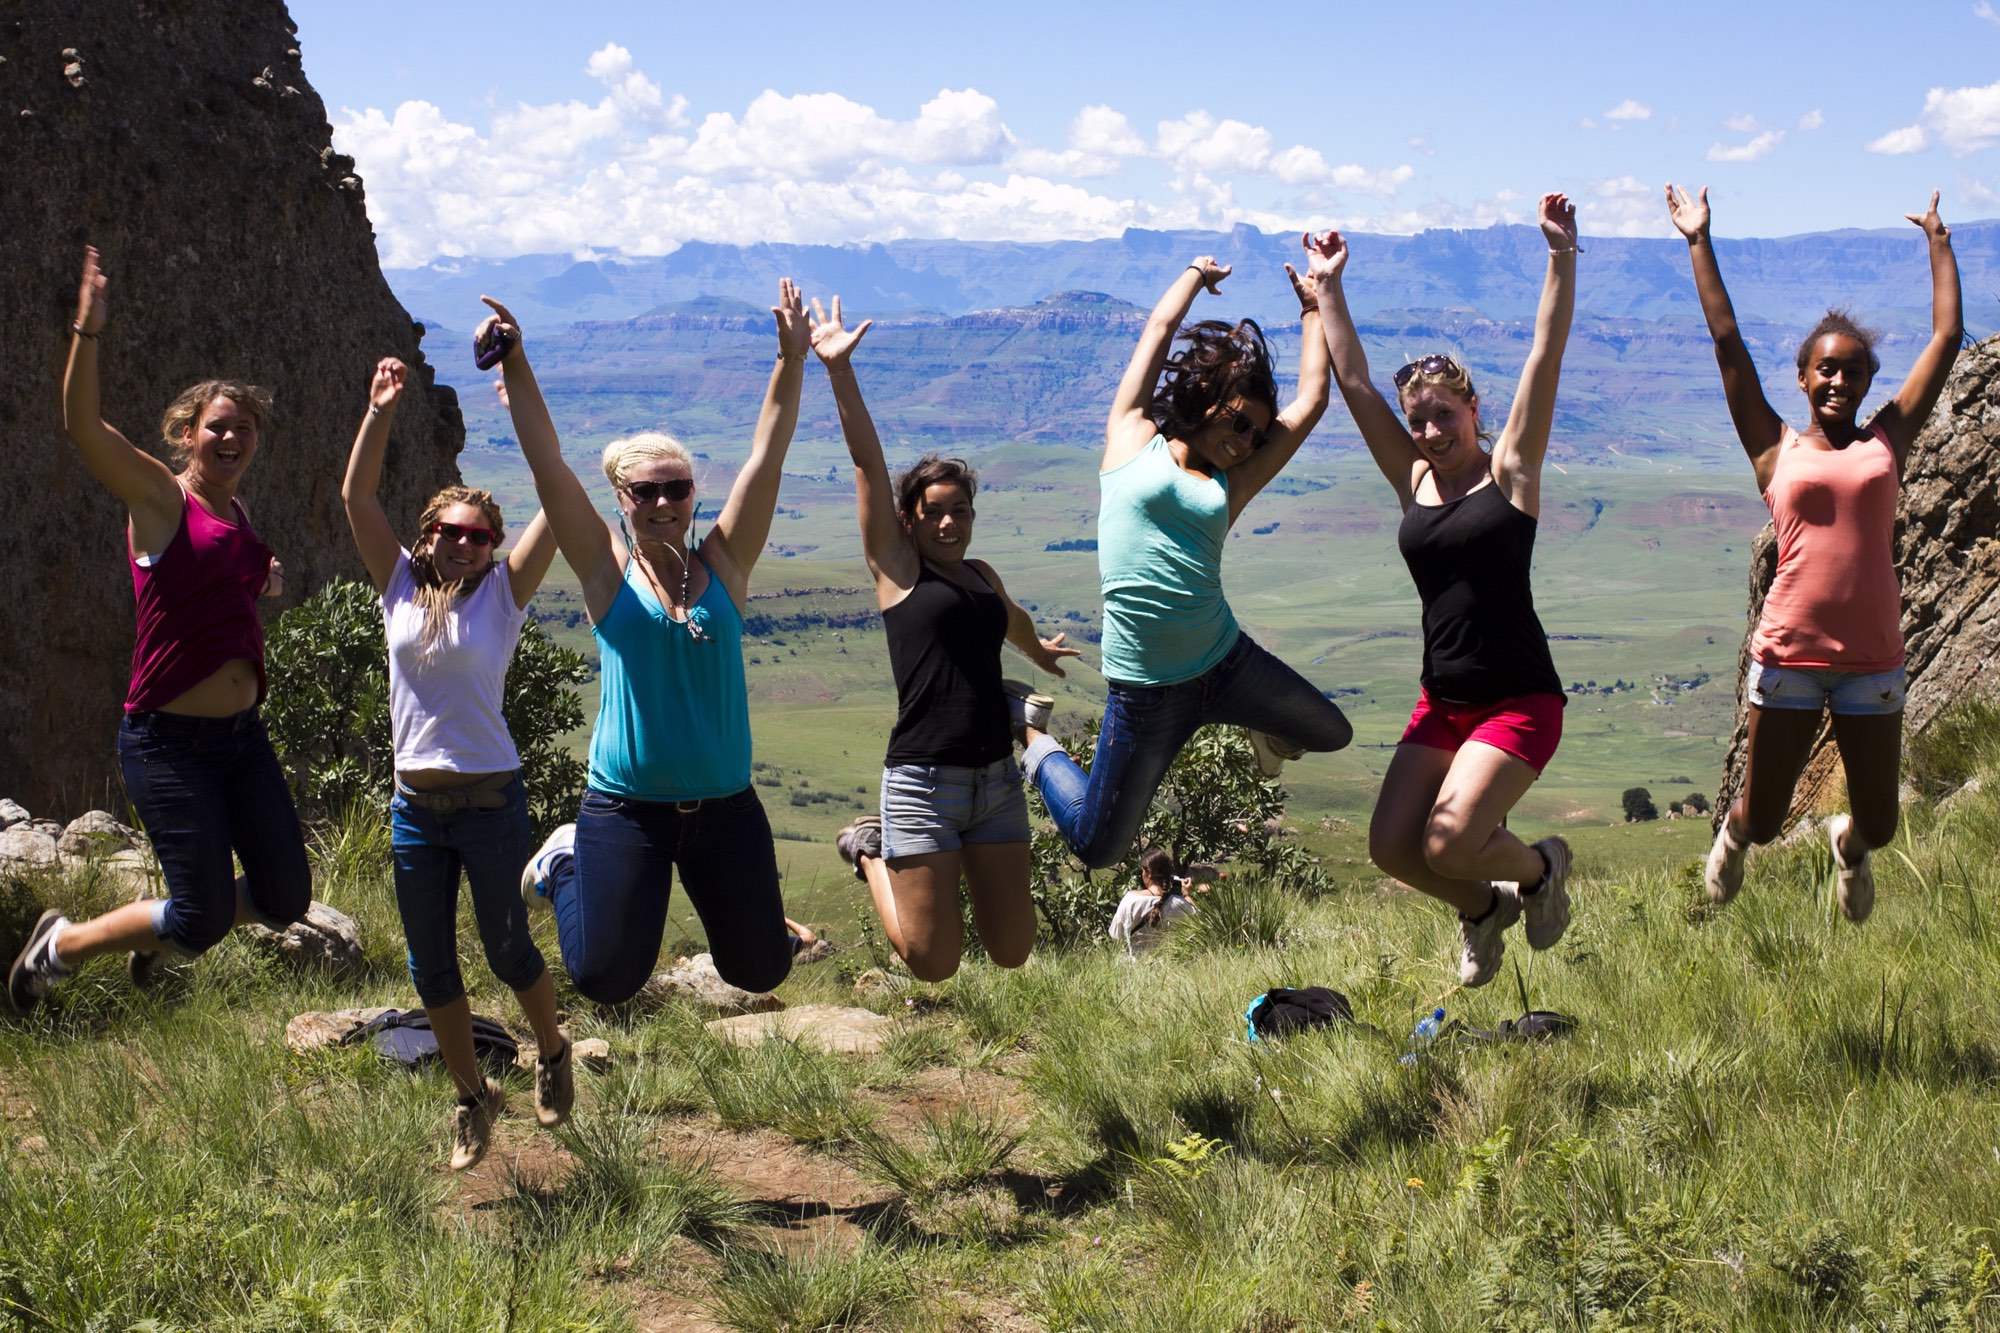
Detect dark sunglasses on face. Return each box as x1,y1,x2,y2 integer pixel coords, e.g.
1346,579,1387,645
1393,354,1460,389
624,478,695,504
1227,409,1270,450
429,521,496,547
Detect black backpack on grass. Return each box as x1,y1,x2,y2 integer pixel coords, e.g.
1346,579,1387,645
338,1009,519,1077
1245,987,1353,1042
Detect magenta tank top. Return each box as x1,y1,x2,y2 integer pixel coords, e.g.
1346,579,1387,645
125,487,273,713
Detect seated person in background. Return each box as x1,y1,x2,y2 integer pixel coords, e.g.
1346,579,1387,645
1107,847,1199,957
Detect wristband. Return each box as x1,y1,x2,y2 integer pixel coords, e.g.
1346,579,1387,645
1548,243,1584,256
366,404,386,418
71,321,98,340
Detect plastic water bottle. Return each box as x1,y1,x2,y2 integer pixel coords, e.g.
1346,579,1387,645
1400,1008,1447,1065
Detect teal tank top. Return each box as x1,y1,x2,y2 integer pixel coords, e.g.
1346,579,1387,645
1097,434,1238,685
587,557,751,801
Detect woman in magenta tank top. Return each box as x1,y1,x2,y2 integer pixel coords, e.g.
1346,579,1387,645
10,247,310,1015
1669,186,1963,923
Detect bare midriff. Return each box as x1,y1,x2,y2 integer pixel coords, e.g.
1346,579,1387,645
155,657,262,717
397,767,512,792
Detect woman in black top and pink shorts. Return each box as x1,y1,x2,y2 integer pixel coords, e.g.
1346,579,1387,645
812,297,1079,981
1310,194,1580,988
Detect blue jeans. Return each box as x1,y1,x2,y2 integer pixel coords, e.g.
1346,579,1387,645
1025,632,1352,869
389,776,547,1007
879,757,1030,858
549,786,792,1005
116,708,311,956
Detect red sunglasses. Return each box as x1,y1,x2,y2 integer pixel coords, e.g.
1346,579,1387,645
429,521,497,547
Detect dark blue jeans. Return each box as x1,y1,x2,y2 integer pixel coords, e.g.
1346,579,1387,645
389,775,547,1007
550,786,792,1006
1025,632,1352,869
115,708,311,956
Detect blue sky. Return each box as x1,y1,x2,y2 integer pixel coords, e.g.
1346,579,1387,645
290,0,2000,267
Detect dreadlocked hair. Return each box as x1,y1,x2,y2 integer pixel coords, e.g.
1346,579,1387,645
410,486,505,657
1147,319,1278,443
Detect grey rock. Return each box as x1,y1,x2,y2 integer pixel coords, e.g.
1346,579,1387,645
284,1006,397,1055
640,953,784,1015
0,826,58,867
244,901,364,976
1941,775,1985,811
707,1004,898,1056
25,821,61,839
794,937,836,965
515,1035,611,1075
0,799,28,829
58,810,144,858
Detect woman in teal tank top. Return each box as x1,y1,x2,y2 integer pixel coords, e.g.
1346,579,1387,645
482,286,812,1006
1021,242,1354,870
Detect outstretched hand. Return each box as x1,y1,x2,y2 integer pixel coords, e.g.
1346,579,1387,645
369,357,407,413
772,278,810,358
476,295,525,366
74,245,109,335
1905,190,1950,241
261,556,285,600
1189,255,1231,295
1538,192,1579,251
1664,183,1710,241
1028,630,1082,677
809,295,873,366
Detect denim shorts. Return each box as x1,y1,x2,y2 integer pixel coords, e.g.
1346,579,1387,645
880,757,1030,858
1747,662,1906,716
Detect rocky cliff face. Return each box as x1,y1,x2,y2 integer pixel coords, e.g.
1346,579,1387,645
1716,336,2000,824
0,1,462,812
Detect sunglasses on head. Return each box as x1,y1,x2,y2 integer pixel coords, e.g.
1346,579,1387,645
428,521,496,547
1393,354,1461,389
1225,409,1270,450
623,478,694,504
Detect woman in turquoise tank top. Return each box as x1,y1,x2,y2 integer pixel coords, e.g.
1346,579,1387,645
481,286,813,1007
1021,243,1353,871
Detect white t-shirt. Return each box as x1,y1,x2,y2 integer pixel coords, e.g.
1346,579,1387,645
383,550,527,774
1107,889,1198,957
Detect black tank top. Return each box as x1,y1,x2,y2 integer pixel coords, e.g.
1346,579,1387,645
882,562,1012,767
1396,474,1563,704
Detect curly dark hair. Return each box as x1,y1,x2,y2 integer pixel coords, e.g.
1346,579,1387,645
1795,308,1881,377
1147,319,1278,443
895,453,977,524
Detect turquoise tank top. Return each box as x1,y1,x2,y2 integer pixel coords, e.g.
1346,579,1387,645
587,557,751,801
1097,434,1238,685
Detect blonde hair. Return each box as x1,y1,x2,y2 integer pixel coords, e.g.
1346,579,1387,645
1397,357,1495,445
159,380,275,465
601,431,695,489
410,486,505,657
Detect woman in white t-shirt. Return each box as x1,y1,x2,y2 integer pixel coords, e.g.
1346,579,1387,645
1107,847,1199,958
342,357,569,1173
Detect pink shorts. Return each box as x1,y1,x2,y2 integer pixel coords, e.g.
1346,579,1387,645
1398,688,1566,775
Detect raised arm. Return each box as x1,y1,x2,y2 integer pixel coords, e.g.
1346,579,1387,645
481,296,623,623
1106,258,1230,467
809,295,918,605
1310,230,1424,508
1666,184,1784,479
1873,192,1964,462
967,559,1083,678
1492,193,1579,513
706,278,809,603
504,510,559,610
1225,260,1332,524
340,357,408,594
61,246,181,540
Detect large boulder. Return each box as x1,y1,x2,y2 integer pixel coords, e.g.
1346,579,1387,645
1717,337,2000,822
0,800,29,830
639,952,784,1015
57,811,144,859
0,5,465,814
244,900,364,976
0,827,59,869
706,1005,898,1056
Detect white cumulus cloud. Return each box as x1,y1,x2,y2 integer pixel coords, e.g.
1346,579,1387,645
1724,113,1760,133
1867,124,1929,155
1706,130,1785,162
1604,99,1652,122
1798,108,1825,131
1919,80,2000,153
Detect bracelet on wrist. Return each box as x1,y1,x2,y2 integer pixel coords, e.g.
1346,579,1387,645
71,321,98,341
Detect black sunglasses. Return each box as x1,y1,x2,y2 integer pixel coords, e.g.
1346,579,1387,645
623,478,694,503
428,521,497,547
1226,409,1270,450
1393,354,1460,389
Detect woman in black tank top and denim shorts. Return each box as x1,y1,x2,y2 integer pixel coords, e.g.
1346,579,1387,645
1308,193,1580,990
810,296,1080,981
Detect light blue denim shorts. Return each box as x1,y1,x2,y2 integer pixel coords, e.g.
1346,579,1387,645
1746,662,1906,716
880,757,1030,858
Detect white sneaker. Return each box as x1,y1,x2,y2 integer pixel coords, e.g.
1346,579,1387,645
1826,814,1876,924
7,910,70,1016
1457,885,1521,988
1003,679,1054,733
1520,836,1572,950
1704,819,1748,906
520,822,575,908
1246,729,1305,780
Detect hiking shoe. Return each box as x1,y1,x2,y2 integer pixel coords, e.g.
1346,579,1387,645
1003,679,1054,733
127,947,168,992
450,1078,506,1172
1704,820,1748,906
1246,729,1305,779
1520,837,1573,950
1827,814,1876,924
520,822,576,908
835,815,882,880
1457,885,1521,989
534,1037,573,1129
8,910,70,1016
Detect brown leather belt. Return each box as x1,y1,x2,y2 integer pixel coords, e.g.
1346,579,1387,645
394,771,516,813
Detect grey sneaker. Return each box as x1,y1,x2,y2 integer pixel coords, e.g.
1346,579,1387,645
1003,679,1054,733
450,1078,507,1172
8,910,70,1016
1704,820,1748,906
1246,729,1305,780
520,822,576,909
1826,814,1876,924
1457,885,1521,988
1520,837,1572,950
535,1037,574,1129
835,815,882,880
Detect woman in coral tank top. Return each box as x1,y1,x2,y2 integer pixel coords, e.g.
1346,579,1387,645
1668,186,1963,922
